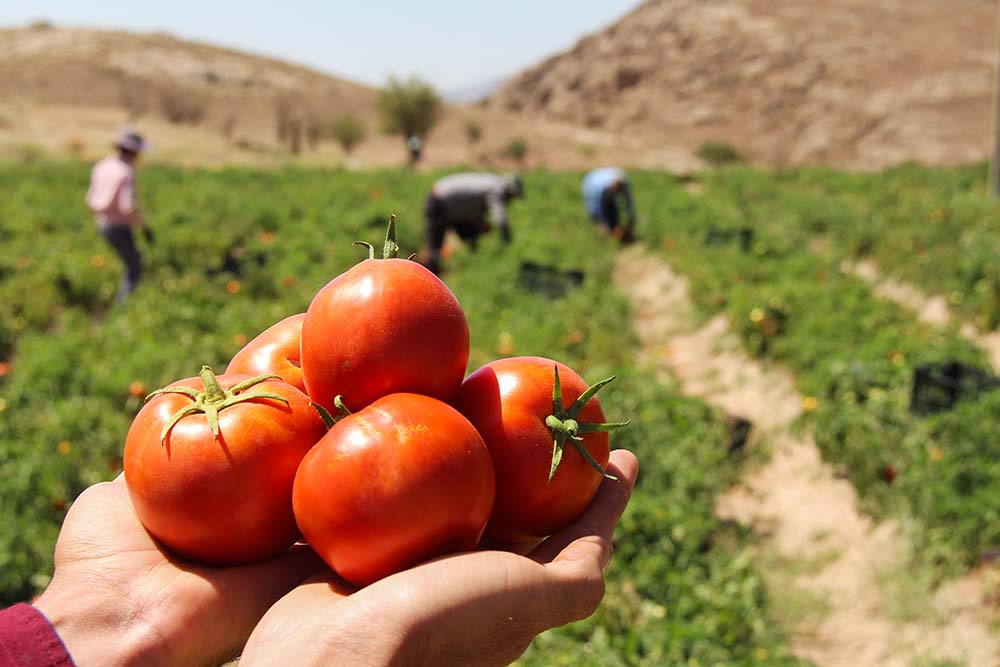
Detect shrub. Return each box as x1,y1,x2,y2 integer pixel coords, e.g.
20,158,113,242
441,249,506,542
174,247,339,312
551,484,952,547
696,141,745,167
329,115,366,154
504,138,528,163
159,88,207,125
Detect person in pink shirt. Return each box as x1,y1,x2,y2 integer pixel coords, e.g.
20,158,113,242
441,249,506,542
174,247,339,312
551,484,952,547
86,130,152,303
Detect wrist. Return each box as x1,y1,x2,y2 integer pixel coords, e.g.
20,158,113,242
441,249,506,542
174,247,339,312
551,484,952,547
34,580,166,667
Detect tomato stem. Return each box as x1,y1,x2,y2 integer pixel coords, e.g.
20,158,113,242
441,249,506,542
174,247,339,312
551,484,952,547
146,366,289,445
382,213,400,259
546,366,628,483
352,214,402,261
311,402,337,429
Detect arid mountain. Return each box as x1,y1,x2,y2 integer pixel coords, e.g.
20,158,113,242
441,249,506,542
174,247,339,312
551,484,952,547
486,0,998,169
0,22,627,170
0,22,376,144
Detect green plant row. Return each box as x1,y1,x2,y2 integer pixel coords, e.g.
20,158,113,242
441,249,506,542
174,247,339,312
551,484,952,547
703,163,1000,331
0,163,804,665
633,165,999,575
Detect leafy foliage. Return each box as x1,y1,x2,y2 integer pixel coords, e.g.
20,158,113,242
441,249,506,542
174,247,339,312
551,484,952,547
0,162,803,665
328,114,366,155
378,76,442,141
634,163,1000,573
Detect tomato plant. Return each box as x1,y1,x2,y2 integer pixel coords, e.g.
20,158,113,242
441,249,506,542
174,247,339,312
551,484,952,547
123,366,327,566
300,218,469,412
292,392,495,586
454,356,627,543
226,313,306,393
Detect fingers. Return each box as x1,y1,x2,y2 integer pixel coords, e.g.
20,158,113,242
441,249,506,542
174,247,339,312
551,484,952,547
530,449,639,567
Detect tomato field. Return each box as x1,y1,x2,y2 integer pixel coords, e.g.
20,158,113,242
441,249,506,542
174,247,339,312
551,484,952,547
2,160,998,664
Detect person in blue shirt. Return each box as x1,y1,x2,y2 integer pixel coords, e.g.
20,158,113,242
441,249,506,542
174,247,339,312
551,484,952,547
582,167,636,242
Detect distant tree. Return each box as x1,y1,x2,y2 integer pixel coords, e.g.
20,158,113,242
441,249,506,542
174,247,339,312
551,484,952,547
329,114,367,154
378,76,442,151
275,96,306,154
304,112,325,151
464,118,483,145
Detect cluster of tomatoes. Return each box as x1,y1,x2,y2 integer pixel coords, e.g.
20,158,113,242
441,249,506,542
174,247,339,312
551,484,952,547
123,219,626,586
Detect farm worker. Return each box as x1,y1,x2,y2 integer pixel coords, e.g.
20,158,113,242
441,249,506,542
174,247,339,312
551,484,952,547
406,134,423,166
85,129,153,304
0,452,638,666
582,166,636,241
422,171,524,274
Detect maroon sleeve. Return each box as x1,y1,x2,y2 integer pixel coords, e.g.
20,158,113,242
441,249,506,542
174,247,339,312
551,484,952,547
0,604,75,667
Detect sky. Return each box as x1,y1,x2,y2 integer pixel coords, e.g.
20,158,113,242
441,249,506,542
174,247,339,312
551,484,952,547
2,1,640,92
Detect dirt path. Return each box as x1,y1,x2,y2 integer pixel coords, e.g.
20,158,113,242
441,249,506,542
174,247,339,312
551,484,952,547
614,245,999,667
848,258,1000,373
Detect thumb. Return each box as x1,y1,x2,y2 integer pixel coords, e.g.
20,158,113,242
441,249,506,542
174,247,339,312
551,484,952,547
531,449,638,568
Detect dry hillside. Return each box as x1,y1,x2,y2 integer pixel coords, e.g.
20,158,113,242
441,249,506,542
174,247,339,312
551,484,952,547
4,4,998,172
0,22,376,140
0,22,650,170
486,0,999,169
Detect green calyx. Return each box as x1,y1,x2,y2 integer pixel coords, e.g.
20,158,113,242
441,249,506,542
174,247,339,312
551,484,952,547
353,214,418,261
146,365,288,445
546,366,629,483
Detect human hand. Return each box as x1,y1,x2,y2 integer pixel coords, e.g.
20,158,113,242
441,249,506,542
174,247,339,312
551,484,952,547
240,449,638,667
33,475,325,667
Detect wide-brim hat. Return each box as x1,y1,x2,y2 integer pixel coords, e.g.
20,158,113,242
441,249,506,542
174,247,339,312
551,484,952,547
115,130,146,154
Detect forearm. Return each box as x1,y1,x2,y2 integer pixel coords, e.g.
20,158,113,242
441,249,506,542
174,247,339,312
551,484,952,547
124,208,144,227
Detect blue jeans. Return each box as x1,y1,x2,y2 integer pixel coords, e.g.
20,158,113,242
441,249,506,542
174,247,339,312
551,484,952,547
101,225,142,303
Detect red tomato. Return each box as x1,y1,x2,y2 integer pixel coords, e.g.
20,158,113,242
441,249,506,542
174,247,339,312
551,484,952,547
124,366,327,566
226,313,306,393
293,392,495,586
301,219,469,412
453,356,626,543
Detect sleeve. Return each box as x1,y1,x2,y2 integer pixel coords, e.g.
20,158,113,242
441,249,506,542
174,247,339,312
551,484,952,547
486,189,511,242
116,174,137,217
84,167,107,214
0,604,75,667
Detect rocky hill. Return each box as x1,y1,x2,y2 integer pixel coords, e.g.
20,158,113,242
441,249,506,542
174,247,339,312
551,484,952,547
0,22,377,145
486,0,998,169
0,22,616,170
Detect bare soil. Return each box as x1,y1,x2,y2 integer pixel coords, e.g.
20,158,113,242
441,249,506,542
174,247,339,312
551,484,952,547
614,244,1000,667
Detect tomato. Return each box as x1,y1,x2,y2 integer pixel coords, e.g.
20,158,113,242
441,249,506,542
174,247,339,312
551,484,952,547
293,392,495,586
301,218,469,412
226,313,306,393
124,366,327,566
453,356,627,543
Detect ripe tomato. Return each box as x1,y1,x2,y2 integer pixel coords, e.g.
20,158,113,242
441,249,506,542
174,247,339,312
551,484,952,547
293,392,495,586
301,218,469,412
226,313,306,393
453,356,626,543
124,366,327,566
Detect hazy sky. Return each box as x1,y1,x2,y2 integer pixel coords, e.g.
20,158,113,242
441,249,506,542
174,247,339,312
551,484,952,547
3,1,639,91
